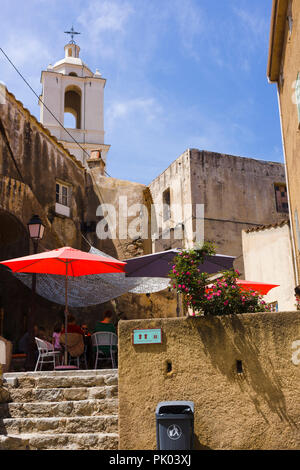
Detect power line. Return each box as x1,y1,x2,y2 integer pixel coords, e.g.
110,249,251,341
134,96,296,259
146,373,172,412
0,47,112,177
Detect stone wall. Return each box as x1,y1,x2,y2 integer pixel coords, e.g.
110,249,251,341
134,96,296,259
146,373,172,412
118,312,300,450
86,169,151,260
148,150,193,252
190,149,287,274
0,88,87,249
149,149,287,276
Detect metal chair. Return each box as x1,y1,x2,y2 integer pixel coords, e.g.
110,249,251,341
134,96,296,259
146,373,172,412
34,337,61,371
91,332,118,369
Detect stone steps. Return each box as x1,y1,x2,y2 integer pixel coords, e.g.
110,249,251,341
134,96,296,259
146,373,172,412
0,435,30,450
4,371,117,389
0,398,118,418
0,369,119,450
0,415,118,434
0,432,119,450
7,385,118,402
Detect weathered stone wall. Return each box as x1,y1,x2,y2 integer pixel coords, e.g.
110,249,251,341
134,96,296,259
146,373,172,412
86,169,151,260
190,149,287,274
149,150,193,252
118,312,300,450
149,149,287,275
0,89,86,249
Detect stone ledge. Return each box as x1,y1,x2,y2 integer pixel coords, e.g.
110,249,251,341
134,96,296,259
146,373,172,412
0,398,118,418
1,432,118,450
3,369,118,379
7,385,118,402
1,415,118,434
0,435,30,450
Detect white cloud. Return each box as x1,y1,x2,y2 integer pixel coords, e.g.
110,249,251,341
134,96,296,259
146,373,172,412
171,0,206,61
107,97,164,131
79,0,133,33
77,0,134,59
234,7,268,38
1,34,52,68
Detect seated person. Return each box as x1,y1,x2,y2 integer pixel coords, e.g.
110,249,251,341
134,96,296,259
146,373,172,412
93,310,117,357
61,314,84,336
60,315,85,360
81,323,92,368
81,324,91,337
18,325,40,354
52,322,63,351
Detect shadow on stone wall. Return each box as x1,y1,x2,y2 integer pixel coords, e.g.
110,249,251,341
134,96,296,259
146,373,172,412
193,433,211,450
196,315,298,428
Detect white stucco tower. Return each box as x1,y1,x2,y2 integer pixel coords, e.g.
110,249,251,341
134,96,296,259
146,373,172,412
39,39,110,167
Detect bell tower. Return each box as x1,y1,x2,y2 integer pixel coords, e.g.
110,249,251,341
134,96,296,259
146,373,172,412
39,27,110,168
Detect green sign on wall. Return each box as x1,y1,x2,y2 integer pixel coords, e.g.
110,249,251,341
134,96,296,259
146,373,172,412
132,328,162,345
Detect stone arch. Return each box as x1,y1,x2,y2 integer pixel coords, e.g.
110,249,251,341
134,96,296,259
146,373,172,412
64,85,82,129
0,177,64,347
0,210,30,345
0,209,29,261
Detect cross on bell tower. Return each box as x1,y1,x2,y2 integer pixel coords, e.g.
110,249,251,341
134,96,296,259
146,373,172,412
64,26,81,45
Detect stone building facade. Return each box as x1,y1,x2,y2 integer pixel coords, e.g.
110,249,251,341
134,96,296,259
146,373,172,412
267,0,300,284
149,149,287,275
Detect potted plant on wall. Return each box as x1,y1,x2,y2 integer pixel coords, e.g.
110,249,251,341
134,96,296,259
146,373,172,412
169,242,271,316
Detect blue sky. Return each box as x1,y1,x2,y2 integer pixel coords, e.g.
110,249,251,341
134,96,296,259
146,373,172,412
0,0,282,184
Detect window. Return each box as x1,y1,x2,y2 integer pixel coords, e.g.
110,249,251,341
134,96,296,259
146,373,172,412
287,1,293,38
56,183,69,206
64,86,81,129
162,188,171,221
64,112,76,129
274,184,289,213
56,182,71,217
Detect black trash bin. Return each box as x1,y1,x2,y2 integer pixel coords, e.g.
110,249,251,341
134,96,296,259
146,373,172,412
156,401,194,450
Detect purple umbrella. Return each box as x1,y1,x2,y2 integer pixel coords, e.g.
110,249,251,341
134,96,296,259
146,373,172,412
124,249,235,278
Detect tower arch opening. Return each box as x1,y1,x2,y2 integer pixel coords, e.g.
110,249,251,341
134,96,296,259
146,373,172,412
64,85,82,129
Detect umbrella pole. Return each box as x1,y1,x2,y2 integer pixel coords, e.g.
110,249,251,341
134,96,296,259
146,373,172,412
64,263,69,366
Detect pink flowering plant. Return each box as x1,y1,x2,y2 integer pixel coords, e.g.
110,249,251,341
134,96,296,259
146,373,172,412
169,243,271,316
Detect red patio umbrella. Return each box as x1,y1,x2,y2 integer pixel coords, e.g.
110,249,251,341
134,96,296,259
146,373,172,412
236,280,279,296
0,246,126,364
206,280,279,296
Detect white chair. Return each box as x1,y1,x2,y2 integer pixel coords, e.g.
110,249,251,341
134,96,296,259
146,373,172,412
91,332,118,369
34,337,61,371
